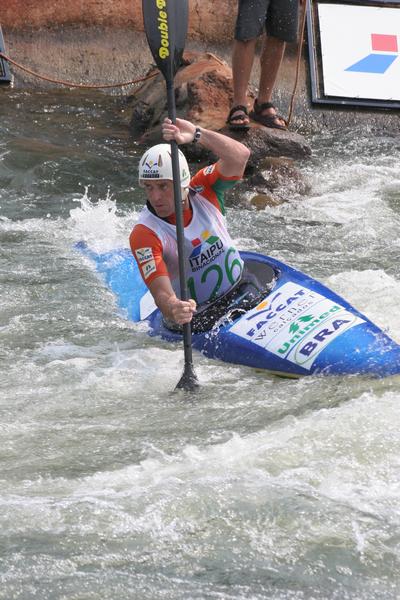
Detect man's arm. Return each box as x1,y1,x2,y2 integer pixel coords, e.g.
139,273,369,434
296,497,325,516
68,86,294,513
148,276,196,325
130,225,196,325
162,117,250,178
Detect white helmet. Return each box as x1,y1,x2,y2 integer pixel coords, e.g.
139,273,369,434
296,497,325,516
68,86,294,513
138,143,191,188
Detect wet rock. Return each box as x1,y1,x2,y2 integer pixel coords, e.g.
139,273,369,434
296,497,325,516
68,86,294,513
229,156,311,210
250,157,311,197
128,50,312,165
230,127,312,167
249,193,284,210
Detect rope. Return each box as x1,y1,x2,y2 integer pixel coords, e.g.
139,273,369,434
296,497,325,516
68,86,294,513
0,51,158,89
287,1,307,127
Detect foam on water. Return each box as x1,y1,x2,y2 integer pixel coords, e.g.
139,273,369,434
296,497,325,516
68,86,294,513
1,384,399,598
2,92,400,599
326,269,400,341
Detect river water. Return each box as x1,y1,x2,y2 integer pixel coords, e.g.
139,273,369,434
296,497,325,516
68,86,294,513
1,89,400,599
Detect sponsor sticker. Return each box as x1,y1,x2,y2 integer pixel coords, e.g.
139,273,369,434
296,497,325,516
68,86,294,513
229,282,364,370
291,311,362,369
142,260,156,280
188,230,224,272
135,247,154,264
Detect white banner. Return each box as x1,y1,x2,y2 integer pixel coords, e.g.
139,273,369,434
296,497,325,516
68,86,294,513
318,3,400,100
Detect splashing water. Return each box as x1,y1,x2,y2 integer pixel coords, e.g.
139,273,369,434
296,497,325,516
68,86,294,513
1,90,400,600
69,187,138,253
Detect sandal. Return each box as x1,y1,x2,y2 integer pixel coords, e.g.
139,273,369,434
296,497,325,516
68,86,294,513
249,100,287,131
226,105,250,131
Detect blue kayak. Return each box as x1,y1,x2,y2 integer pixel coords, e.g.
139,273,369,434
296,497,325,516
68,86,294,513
76,242,400,378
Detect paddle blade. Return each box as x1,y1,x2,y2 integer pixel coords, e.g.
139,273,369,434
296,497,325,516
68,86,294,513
176,362,199,392
142,0,189,83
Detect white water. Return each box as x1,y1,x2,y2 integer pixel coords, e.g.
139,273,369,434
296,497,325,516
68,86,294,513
1,92,400,599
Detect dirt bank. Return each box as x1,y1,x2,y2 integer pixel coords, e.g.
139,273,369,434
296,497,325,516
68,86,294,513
2,0,236,43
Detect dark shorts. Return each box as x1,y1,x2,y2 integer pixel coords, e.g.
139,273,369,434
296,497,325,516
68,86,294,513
235,0,299,43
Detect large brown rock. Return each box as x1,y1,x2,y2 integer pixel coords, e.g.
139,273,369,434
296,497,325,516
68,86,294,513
128,51,312,167
129,51,235,140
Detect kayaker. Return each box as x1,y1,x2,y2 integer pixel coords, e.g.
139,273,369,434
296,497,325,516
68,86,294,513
130,117,256,331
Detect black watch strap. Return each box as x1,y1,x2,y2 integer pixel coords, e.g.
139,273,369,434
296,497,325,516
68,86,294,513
192,127,202,144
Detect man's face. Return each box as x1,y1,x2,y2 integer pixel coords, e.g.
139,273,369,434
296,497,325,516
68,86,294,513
142,179,175,218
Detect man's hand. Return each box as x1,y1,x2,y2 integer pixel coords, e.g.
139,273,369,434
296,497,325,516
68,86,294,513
167,297,197,324
162,117,197,146
148,276,197,325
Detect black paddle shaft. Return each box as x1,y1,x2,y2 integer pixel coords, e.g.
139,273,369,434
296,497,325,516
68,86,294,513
167,81,197,389
142,0,198,391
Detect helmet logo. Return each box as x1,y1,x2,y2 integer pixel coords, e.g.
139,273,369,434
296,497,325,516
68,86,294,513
142,153,163,179
139,144,189,185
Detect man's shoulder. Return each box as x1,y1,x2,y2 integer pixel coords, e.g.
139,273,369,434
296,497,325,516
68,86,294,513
130,221,161,248
190,163,219,189
191,163,241,189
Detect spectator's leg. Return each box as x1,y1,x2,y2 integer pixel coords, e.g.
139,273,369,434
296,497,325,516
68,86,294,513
228,0,266,129
232,38,257,110
257,35,286,128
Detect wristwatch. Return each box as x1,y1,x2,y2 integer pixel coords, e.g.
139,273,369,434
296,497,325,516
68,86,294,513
192,127,202,144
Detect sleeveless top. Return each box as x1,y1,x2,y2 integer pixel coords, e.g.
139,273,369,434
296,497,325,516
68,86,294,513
136,189,244,305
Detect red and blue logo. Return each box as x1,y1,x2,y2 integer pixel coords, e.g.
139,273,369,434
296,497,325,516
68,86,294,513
346,33,398,73
189,230,220,258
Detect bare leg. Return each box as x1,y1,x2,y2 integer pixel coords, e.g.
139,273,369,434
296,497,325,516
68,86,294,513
257,35,286,128
227,38,257,127
232,38,257,107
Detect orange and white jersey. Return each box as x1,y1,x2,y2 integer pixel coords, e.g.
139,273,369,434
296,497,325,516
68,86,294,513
130,163,242,303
